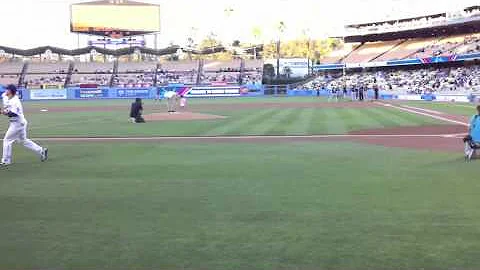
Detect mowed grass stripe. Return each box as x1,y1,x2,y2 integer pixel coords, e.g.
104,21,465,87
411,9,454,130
269,108,305,135
246,108,297,135
323,108,347,134
307,109,328,135
344,107,386,131
221,109,279,135
364,107,414,127
334,108,368,132
283,108,316,135
203,109,277,136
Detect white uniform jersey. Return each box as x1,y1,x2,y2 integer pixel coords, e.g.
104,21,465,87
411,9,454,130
164,91,177,99
1,92,7,107
3,95,26,123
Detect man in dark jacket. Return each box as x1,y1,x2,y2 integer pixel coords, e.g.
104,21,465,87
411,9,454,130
130,98,145,123
374,84,380,100
359,85,365,101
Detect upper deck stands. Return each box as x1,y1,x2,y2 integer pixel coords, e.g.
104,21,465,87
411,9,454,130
343,40,402,63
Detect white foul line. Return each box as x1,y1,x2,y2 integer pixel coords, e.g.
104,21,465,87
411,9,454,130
33,134,466,142
378,103,469,127
401,105,445,115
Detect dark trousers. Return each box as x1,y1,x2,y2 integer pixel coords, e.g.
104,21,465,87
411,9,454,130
135,116,145,123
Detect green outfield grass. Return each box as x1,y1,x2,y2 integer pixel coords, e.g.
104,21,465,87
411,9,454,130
0,99,443,137
403,101,477,117
0,142,478,270
22,96,329,108
0,98,475,269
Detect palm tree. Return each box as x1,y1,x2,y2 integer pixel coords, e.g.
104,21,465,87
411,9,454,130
252,26,262,60
276,21,286,78
302,28,311,75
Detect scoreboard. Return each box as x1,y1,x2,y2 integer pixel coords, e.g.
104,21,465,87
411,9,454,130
70,0,160,37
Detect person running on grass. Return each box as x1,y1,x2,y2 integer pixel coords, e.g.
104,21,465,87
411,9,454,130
1,85,48,166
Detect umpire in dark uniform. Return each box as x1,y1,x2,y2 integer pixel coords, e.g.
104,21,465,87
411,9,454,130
130,98,145,123
359,84,365,101
374,84,380,100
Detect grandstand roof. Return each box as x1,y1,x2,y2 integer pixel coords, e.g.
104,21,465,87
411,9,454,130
344,19,480,43
346,12,446,28
0,44,263,57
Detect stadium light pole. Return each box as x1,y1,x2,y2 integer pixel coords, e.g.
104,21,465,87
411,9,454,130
224,7,235,46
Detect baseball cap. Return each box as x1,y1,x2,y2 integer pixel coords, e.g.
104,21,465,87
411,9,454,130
5,84,17,95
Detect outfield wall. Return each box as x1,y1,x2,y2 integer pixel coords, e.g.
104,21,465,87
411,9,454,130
13,85,264,101
1,84,477,103
287,89,478,103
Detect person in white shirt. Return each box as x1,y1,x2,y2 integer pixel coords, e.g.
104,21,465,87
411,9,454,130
1,85,48,166
164,90,179,113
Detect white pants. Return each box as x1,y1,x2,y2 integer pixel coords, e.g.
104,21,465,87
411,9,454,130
465,141,479,156
167,97,177,112
2,121,43,164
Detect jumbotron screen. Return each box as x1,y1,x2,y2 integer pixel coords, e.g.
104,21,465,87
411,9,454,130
70,2,160,36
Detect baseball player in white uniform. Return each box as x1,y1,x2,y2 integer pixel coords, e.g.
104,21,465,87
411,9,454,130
164,90,179,113
1,85,48,166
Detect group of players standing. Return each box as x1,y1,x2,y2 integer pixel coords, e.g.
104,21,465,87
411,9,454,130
324,84,380,102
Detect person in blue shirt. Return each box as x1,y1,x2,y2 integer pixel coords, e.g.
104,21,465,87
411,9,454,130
464,105,480,161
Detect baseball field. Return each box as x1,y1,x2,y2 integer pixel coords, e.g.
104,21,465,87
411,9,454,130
1,97,479,269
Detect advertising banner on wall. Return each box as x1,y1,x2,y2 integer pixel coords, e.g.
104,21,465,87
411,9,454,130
187,86,241,97
75,89,109,99
397,94,423,101
42,84,63,89
116,88,151,98
30,89,67,100
434,95,470,103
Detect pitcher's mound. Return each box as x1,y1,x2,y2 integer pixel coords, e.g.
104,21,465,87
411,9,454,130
144,112,226,122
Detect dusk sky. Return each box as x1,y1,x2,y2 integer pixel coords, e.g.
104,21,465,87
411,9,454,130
0,0,477,49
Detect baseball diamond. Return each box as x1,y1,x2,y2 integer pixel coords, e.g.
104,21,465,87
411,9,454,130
2,1,480,269
1,96,479,270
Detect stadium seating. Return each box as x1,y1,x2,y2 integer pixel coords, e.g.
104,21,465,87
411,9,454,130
244,59,264,70
306,65,480,93
413,35,467,58
69,62,114,86
328,33,480,62
0,62,23,74
70,74,110,86
375,38,437,61
455,34,480,54
0,75,18,85
0,58,260,88
117,62,157,73
160,60,198,72
73,62,114,74
25,74,66,86
343,40,402,63
28,62,70,74
320,43,361,64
